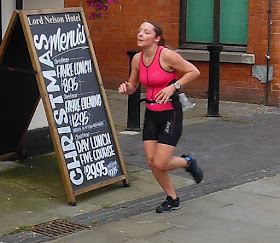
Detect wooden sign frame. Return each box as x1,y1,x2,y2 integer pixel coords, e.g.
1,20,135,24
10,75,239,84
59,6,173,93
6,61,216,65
0,7,129,205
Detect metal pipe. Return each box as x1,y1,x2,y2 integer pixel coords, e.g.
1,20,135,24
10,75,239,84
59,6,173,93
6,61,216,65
16,0,23,9
126,50,141,131
265,0,272,105
213,0,220,46
207,0,223,117
0,0,2,44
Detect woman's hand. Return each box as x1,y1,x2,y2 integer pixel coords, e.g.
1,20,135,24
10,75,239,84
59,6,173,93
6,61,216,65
118,81,137,95
155,85,176,104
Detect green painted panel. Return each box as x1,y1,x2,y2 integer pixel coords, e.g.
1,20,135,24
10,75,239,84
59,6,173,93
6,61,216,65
186,0,214,43
220,0,248,44
186,0,248,45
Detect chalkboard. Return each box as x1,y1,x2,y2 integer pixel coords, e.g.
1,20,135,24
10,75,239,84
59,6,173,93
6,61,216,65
0,8,129,205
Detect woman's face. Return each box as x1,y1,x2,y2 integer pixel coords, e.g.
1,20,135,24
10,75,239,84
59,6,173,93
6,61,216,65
137,22,159,48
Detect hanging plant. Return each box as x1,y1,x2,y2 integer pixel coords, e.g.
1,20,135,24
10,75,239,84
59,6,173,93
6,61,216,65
87,0,118,19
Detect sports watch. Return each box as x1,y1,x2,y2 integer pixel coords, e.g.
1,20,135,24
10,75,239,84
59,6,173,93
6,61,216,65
174,81,181,90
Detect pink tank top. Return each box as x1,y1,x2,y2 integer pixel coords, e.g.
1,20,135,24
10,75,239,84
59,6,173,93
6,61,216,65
139,46,177,111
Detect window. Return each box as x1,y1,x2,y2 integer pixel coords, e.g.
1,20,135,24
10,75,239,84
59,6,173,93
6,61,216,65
180,0,249,52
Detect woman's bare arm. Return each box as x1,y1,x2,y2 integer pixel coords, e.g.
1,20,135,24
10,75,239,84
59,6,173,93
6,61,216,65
118,53,141,95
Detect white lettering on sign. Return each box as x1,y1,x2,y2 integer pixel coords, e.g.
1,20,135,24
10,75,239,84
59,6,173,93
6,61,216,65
76,138,90,153
28,13,81,26
56,63,74,78
65,99,81,113
44,15,65,24
81,94,102,110
90,133,111,150
33,22,86,186
84,160,108,180
33,24,86,57
74,60,92,75
76,133,116,175
56,60,93,78
28,16,44,25
64,95,102,113
65,14,81,23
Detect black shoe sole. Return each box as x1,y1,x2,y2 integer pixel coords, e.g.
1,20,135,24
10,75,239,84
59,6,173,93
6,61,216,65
156,205,181,213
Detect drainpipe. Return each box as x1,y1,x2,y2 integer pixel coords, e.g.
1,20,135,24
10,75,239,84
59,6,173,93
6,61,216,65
207,0,223,116
265,0,272,105
16,0,23,9
126,50,141,131
0,0,2,43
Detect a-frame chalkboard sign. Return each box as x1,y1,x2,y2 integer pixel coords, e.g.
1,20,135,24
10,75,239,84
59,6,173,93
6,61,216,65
0,7,129,205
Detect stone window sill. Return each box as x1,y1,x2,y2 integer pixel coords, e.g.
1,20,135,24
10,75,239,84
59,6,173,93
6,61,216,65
176,49,255,64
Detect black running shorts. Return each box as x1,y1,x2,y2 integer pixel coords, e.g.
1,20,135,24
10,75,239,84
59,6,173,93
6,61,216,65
142,106,183,147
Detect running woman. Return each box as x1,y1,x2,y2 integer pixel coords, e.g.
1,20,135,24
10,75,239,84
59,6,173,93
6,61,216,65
118,21,203,213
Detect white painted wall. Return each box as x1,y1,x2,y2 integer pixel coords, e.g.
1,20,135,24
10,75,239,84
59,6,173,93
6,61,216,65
23,0,64,10
2,0,64,38
2,0,16,39
1,0,64,130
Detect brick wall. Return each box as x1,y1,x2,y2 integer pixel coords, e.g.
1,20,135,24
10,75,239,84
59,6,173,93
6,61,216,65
65,0,280,106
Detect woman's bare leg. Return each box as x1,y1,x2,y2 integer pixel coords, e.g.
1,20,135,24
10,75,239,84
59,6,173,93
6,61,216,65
143,140,187,199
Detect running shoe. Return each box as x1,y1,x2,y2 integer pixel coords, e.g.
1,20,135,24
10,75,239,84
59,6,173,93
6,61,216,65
182,154,203,183
156,196,180,213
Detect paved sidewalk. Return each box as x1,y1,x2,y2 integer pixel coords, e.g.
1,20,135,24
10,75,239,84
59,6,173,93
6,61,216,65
1,89,280,242
49,174,280,243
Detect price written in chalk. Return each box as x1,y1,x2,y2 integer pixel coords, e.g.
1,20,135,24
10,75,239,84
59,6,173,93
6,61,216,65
84,160,108,180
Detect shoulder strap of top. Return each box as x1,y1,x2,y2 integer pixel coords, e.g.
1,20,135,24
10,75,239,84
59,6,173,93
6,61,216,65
155,46,164,62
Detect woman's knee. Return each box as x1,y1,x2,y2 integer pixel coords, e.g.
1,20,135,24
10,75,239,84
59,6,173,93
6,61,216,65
146,155,154,168
153,160,169,171
146,156,166,171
